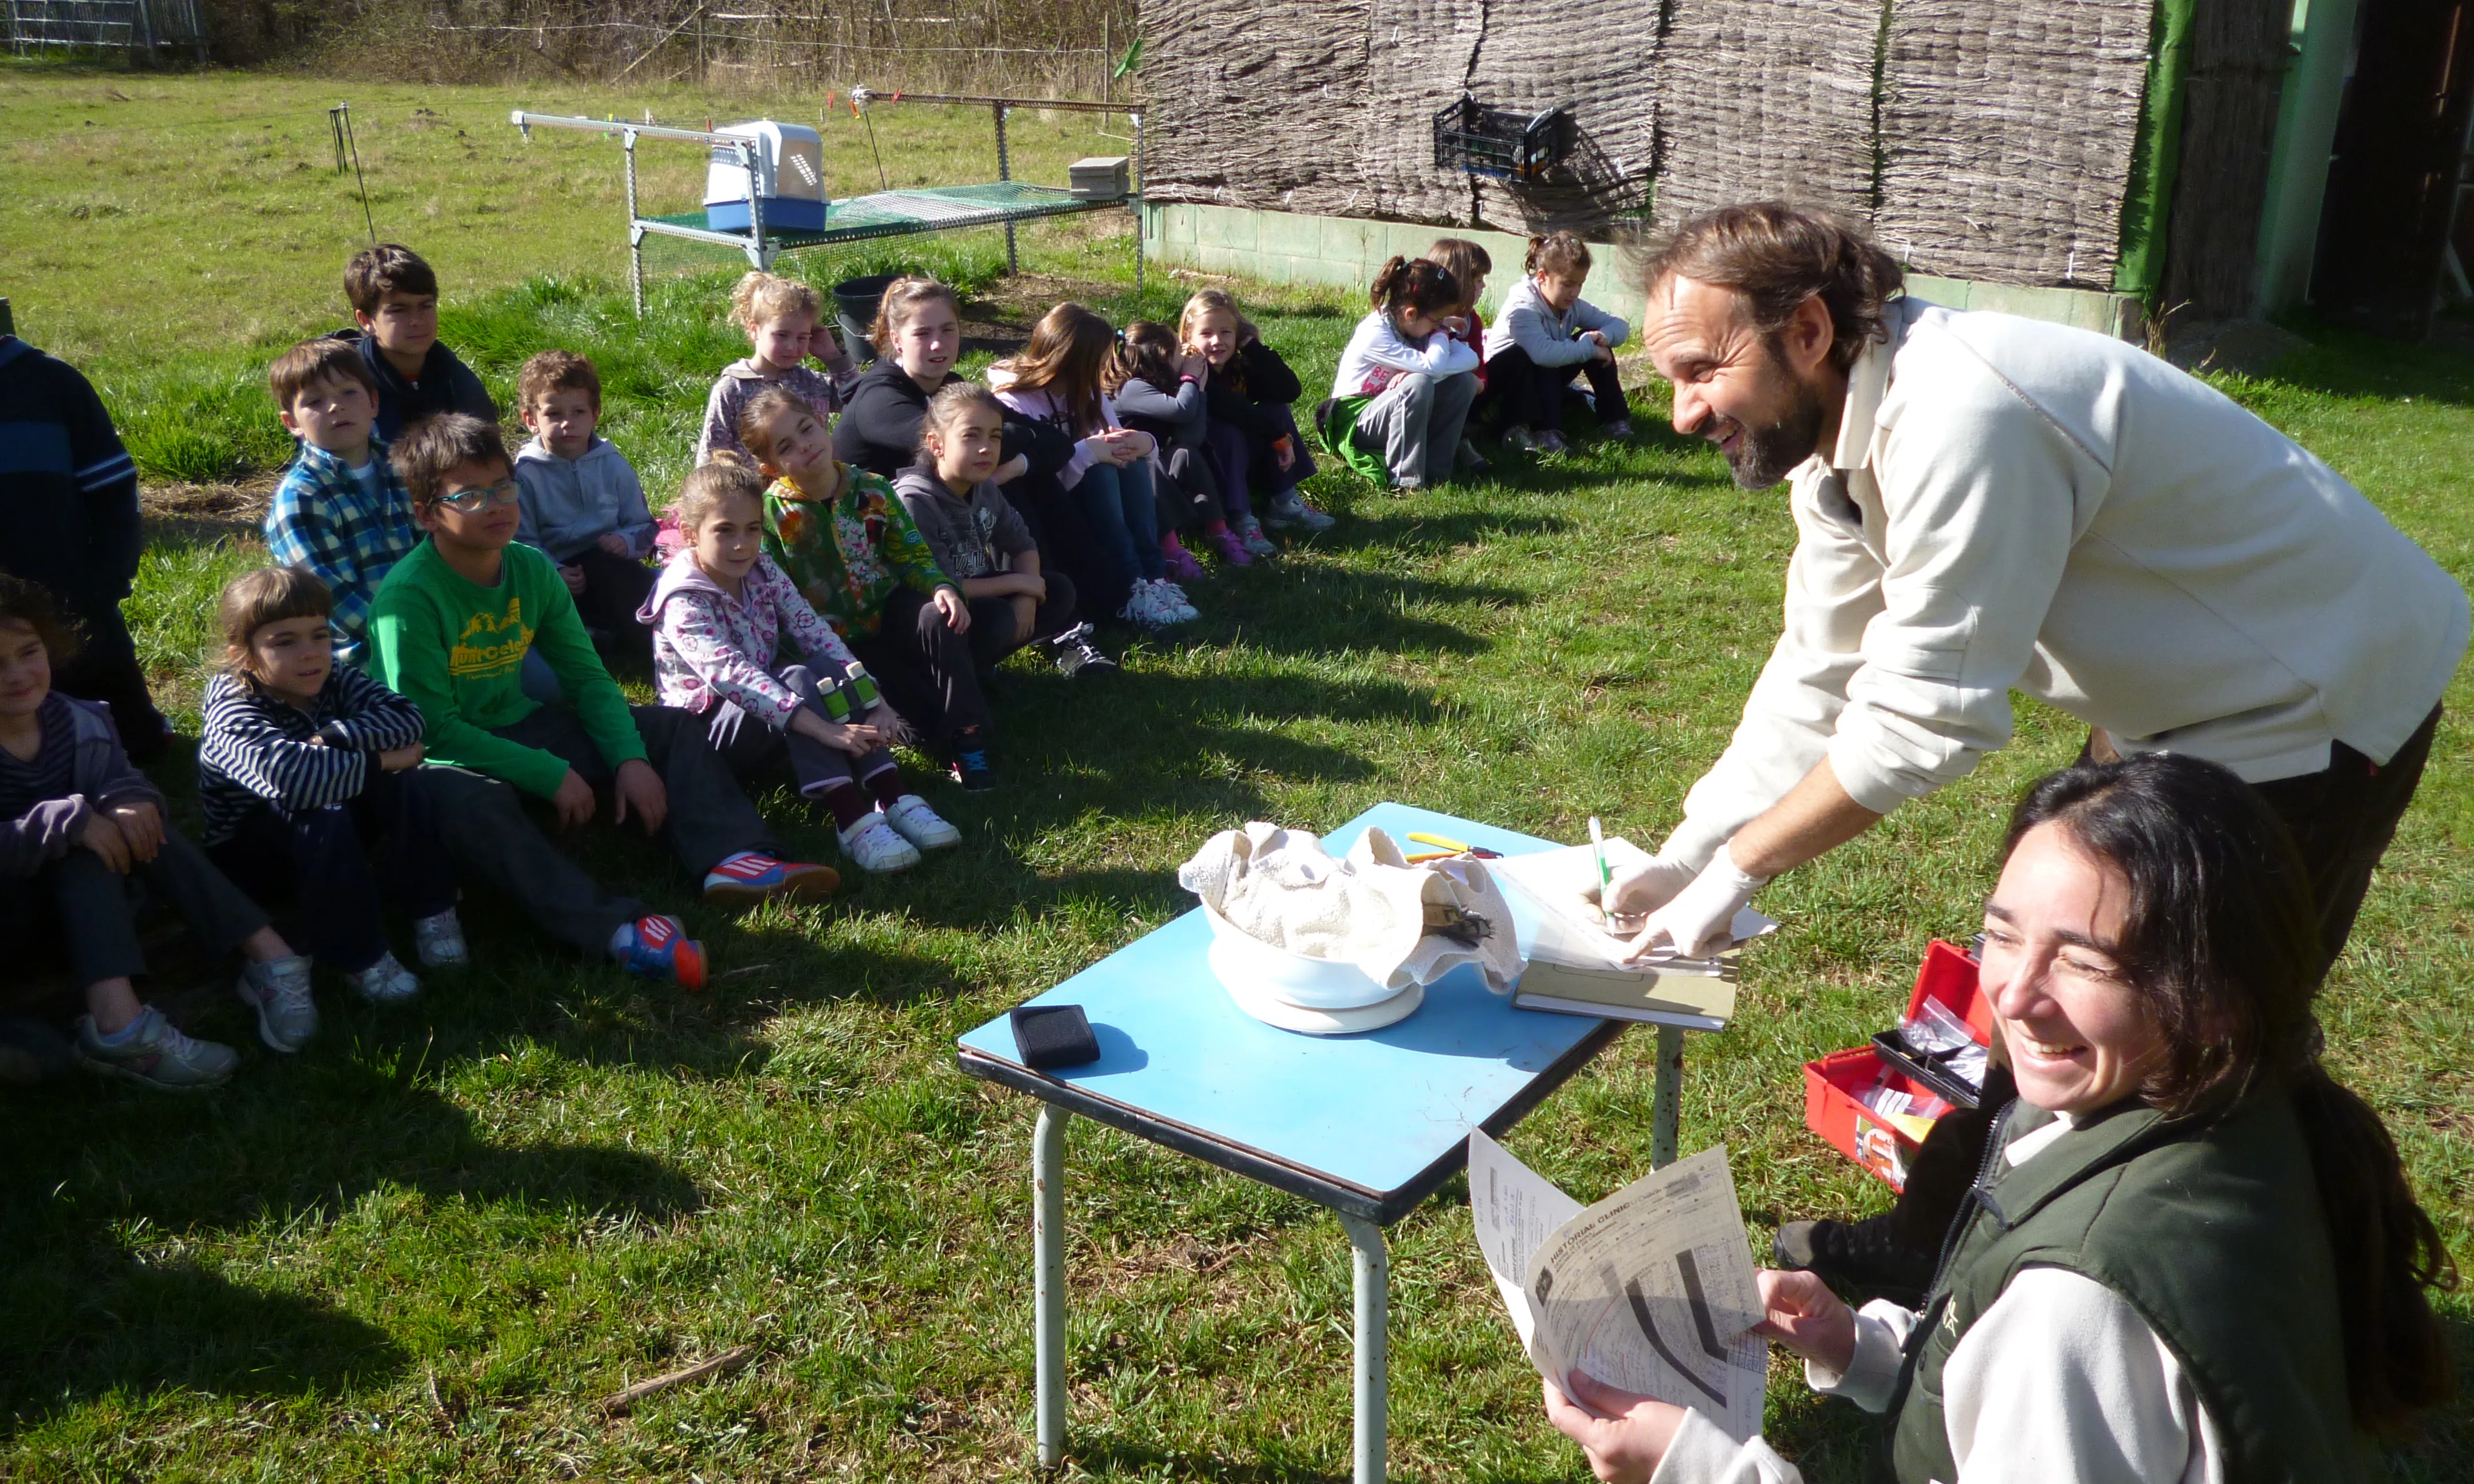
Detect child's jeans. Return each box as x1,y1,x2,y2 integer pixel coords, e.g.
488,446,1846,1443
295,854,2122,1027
1251,404,1317,498
489,703,777,878
1,831,270,990
413,765,649,957
1201,422,1256,522
965,570,1081,669
848,587,996,748
702,664,899,799
1352,370,1478,486
208,767,458,974
1479,345,1626,434
1071,459,1165,593
566,547,657,669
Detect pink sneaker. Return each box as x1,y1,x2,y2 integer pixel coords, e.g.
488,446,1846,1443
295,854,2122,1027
1161,533,1206,583
1209,524,1254,567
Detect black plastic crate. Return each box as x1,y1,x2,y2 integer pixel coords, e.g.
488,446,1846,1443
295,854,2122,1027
1432,97,1573,180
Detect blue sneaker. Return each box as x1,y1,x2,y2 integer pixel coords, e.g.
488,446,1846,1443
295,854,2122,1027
614,914,706,990
700,851,842,907
947,743,996,792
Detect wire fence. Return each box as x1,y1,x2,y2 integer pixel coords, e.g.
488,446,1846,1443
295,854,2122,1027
198,0,1140,96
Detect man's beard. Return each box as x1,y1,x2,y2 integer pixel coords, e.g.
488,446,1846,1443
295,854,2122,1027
1699,342,1829,490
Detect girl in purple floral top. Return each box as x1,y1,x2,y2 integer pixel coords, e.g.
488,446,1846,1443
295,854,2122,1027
638,459,958,874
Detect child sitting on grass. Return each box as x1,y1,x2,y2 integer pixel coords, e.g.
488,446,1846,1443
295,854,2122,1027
371,413,838,931
1107,320,1228,577
832,276,1075,506
198,567,463,1031
334,243,495,443
263,338,421,666
892,383,1114,678
0,575,304,1088
642,457,962,875
697,271,857,465
1181,289,1329,542
1321,256,1480,492
0,330,172,760
740,386,1000,792
1480,231,1632,454
990,305,1194,630
513,350,658,669
1424,237,1495,471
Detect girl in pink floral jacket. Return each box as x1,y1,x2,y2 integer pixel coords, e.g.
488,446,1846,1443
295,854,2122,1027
637,459,959,874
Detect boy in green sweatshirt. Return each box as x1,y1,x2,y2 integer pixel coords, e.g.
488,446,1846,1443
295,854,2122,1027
370,416,837,984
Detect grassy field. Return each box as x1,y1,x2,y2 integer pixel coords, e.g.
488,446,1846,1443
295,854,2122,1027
3,62,2471,1483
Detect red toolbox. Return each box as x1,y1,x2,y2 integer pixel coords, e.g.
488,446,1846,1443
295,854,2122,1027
1801,939,1994,1191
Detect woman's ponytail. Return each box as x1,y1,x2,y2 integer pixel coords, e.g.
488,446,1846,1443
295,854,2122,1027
2290,1064,2457,1435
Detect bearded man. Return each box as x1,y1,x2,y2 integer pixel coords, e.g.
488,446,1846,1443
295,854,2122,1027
1611,202,2467,1293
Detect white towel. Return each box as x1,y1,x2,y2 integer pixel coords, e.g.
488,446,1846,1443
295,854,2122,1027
1178,823,1524,993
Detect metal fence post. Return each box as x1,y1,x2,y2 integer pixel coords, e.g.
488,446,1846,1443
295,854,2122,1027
1131,109,1145,294
623,128,645,316
994,100,1017,274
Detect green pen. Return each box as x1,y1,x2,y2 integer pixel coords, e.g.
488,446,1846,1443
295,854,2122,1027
1589,816,1610,892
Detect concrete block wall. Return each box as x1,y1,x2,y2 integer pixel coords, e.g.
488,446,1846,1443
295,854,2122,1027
1142,202,2144,341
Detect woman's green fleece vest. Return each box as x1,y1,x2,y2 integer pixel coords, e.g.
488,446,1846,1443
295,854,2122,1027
1887,1091,2368,1483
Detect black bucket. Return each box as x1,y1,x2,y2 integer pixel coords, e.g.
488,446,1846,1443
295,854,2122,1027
832,273,902,366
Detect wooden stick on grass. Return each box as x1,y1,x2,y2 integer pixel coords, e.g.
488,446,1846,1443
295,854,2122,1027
599,1345,754,1416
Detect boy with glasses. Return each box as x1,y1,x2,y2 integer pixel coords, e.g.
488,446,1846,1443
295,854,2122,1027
371,416,839,984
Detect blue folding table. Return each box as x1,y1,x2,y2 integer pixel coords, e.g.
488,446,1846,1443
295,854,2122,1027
955,802,1693,1482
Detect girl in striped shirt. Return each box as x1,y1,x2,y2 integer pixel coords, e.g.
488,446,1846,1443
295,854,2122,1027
198,566,466,1039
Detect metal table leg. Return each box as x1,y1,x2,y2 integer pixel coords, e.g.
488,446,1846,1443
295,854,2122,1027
1034,1104,1069,1467
1336,1211,1389,1484
1650,1024,1683,1169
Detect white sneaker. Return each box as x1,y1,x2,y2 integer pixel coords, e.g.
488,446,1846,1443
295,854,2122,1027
883,794,961,850
1147,578,1199,622
1117,581,1179,632
413,907,468,969
1265,491,1336,531
346,951,421,1005
839,811,922,873
1235,519,1278,557
235,953,317,1052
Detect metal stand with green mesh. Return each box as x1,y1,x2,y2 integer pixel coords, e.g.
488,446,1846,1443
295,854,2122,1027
510,94,1144,317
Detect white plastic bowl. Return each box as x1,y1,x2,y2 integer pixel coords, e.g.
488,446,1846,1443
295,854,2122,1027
1199,902,1403,1009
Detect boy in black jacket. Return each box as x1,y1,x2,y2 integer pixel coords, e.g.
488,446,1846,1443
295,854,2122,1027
0,333,172,759
329,244,495,443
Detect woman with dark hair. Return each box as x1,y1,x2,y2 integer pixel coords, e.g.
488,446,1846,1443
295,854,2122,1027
1547,753,2456,1483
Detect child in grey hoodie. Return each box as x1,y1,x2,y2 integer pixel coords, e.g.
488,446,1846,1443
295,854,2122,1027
892,384,1113,680
512,351,659,666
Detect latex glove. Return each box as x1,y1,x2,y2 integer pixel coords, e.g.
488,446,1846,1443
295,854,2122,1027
1590,851,1699,932
1624,844,1766,960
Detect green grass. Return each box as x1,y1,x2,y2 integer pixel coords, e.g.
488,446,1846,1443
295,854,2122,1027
5,62,2472,1483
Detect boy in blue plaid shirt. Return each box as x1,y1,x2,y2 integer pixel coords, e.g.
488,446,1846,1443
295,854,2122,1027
262,339,420,665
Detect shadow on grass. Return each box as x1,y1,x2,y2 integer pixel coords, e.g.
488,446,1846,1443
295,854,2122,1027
0,1062,702,1425
1309,507,1572,555
2251,317,2474,408
0,1258,406,1424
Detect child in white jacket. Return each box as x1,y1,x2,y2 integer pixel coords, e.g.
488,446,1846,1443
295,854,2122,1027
1323,256,1480,491
1480,231,1632,454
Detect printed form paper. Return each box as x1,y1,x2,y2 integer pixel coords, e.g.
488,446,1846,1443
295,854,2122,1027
1468,1130,1768,1442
